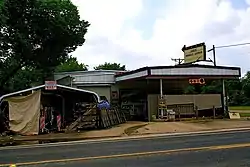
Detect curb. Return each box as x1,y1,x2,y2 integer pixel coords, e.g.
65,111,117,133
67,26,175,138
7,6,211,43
1,127,250,150
6,127,250,143
11,123,148,143
71,127,250,143
13,135,123,142
127,127,250,139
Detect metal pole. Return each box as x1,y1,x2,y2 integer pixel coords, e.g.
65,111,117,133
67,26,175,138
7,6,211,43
212,45,216,66
62,97,65,127
70,76,73,87
147,79,150,122
160,79,163,118
222,79,226,115
208,45,216,66
160,79,163,98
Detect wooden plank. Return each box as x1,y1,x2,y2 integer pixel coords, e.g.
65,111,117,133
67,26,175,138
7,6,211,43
110,110,116,125
115,109,121,124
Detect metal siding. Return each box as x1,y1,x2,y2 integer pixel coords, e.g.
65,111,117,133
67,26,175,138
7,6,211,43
54,71,116,84
166,94,222,109
56,76,71,86
115,70,148,81
74,73,115,84
77,86,111,102
150,67,240,76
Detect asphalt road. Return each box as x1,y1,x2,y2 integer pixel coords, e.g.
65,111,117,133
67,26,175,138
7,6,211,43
1,130,250,167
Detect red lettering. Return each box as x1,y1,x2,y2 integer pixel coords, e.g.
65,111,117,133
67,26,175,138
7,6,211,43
189,78,205,85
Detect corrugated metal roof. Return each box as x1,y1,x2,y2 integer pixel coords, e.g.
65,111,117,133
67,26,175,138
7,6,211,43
54,70,126,85
0,84,101,102
54,70,125,75
115,65,241,82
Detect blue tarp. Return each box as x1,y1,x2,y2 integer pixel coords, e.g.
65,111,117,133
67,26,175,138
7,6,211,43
97,100,110,110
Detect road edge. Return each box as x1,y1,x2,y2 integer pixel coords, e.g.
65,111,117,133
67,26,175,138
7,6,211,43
1,127,250,150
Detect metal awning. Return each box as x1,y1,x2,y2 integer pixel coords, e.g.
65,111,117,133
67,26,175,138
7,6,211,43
115,64,241,82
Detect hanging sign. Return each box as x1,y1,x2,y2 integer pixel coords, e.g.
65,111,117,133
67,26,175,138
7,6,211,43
182,43,206,63
189,78,205,85
45,81,57,90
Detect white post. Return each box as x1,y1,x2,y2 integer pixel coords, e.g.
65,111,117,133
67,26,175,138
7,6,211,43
160,79,163,118
70,75,73,87
160,79,163,97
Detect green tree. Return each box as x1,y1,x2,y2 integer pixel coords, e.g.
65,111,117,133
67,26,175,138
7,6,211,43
183,85,196,94
94,62,126,70
183,77,250,106
55,56,88,72
242,71,250,99
4,67,45,92
0,0,90,92
184,80,222,94
201,81,222,94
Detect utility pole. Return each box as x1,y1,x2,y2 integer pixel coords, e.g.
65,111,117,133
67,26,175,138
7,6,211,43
208,45,216,66
212,45,216,66
208,42,250,66
171,58,184,65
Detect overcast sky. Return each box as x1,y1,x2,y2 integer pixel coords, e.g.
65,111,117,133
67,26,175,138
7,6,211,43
71,0,250,75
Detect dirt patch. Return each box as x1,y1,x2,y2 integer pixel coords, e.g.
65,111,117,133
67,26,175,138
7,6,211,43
2,120,250,146
124,124,148,135
134,120,250,135
183,119,214,124
2,122,146,145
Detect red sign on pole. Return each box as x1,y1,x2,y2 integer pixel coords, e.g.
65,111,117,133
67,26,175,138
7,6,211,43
45,81,57,90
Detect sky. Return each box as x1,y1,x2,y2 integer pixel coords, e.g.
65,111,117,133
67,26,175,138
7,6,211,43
70,0,250,75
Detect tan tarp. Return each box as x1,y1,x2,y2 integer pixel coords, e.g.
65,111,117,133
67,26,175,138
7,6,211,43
7,90,41,135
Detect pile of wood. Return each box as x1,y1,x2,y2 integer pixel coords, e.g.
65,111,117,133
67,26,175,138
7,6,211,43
66,106,126,132
100,108,126,129
66,105,98,132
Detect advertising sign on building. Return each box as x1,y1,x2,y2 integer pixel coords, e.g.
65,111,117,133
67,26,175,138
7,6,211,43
189,78,206,85
182,43,206,63
45,81,57,90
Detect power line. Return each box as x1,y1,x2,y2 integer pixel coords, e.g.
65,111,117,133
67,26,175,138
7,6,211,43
171,58,184,65
207,42,250,66
171,42,250,67
215,42,250,49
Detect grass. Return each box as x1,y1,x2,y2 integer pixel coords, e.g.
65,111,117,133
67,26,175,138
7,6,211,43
239,113,250,117
229,106,250,117
229,106,250,111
